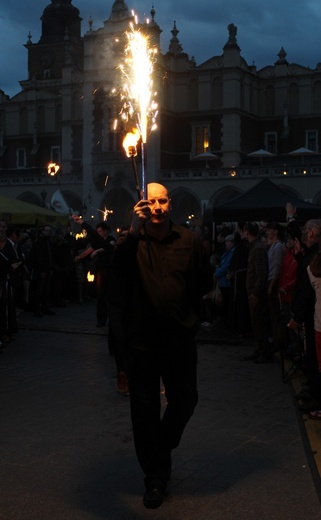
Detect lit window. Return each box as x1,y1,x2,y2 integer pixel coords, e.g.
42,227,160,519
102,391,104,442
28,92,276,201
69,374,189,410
193,124,210,156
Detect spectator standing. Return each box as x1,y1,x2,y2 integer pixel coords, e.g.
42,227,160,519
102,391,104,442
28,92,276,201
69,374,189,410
27,225,55,317
71,217,115,328
278,227,299,356
51,230,74,307
1,225,23,335
214,234,235,321
266,222,285,352
0,230,19,346
243,222,271,362
19,233,34,311
288,219,321,410
228,222,251,337
307,251,321,419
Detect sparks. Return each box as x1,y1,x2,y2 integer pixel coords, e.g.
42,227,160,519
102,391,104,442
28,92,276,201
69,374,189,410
97,207,114,221
118,22,158,144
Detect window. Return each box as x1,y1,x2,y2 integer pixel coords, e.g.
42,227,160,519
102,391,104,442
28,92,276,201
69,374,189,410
51,146,61,164
192,124,210,156
264,132,277,154
306,130,318,152
16,148,26,168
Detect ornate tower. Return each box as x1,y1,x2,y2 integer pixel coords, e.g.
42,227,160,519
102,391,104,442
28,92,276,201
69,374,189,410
26,0,83,81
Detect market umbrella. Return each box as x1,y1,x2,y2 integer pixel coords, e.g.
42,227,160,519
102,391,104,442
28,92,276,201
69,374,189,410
0,195,69,226
193,151,219,168
247,149,276,166
289,147,319,164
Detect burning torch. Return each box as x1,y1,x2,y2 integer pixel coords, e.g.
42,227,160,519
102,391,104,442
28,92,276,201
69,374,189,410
122,128,142,201
118,20,158,200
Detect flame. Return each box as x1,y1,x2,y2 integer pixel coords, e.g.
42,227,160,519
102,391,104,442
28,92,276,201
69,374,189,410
87,272,95,283
47,163,60,176
118,23,158,144
123,128,140,157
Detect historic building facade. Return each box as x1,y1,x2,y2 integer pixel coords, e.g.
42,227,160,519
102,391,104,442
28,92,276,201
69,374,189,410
1,0,321,229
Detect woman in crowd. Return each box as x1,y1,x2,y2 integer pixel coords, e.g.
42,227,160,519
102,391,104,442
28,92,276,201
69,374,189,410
306,250,321,420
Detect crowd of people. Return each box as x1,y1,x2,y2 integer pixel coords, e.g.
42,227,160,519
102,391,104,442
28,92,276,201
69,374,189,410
0,219,110,346
195,205,321,423
1,192,321,508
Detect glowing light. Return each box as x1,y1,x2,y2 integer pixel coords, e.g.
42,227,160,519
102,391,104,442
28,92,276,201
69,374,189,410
47,163,60,176
118,22,158,144
87,272,95,283
116,16,159,198
75,233,84,240
123,128,140,157
97,207,114,221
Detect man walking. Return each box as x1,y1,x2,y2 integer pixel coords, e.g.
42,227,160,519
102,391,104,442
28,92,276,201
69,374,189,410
112,182,212,508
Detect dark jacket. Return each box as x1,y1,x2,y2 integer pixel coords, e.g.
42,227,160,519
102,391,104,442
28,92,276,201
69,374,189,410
246,238,268,298
113,223,213,344
291,243,319,324
80,222,114,271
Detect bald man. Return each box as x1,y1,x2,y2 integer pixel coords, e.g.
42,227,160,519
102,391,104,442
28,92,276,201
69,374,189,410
113,183,213,508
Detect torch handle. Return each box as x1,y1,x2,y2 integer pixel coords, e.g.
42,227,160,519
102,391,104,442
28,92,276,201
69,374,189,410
131,156,142,201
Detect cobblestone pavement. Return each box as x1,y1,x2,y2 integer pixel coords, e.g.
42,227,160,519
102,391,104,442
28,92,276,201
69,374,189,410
1,301,321,520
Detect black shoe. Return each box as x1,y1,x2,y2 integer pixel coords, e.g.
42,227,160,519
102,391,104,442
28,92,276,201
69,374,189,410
244,351,261,361
143,486,165,509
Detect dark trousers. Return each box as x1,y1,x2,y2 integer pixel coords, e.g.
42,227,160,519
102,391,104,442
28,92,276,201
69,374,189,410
267,285,282,350
95,269,108,325
31,270,52,313
127,338,198,487
249,296,270,354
